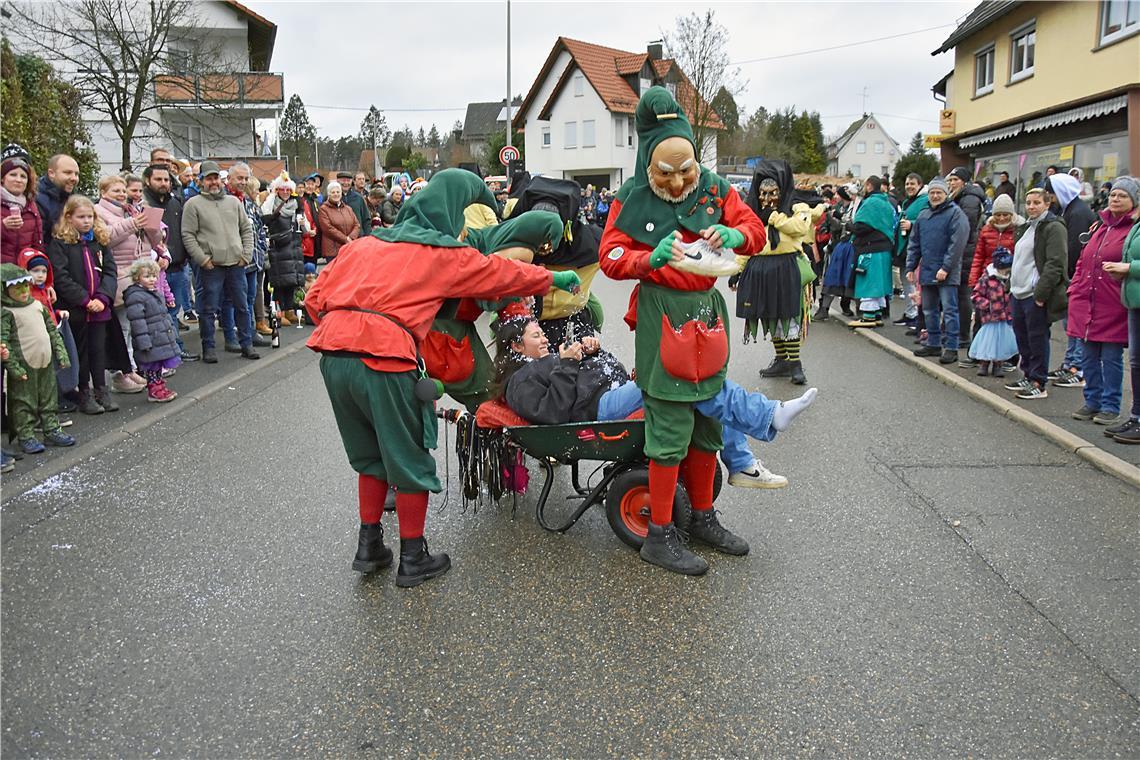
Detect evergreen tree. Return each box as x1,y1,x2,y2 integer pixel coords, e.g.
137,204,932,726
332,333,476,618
416,126,427,146
359,106,390,149
891,132,940,191
427,125,441,147
710,87,740,135
280,94,317,170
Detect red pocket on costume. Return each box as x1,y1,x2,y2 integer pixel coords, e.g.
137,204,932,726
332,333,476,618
422,330,475,384
659,315,728,383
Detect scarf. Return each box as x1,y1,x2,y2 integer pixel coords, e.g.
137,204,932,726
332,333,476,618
1,186,27,208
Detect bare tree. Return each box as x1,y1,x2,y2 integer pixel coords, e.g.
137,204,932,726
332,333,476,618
5,0,249,170
662,10,745,165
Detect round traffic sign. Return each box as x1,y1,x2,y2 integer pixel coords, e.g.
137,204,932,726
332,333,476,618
499,145,520,166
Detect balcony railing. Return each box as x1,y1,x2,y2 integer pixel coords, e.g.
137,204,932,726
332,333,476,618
154,72,284,107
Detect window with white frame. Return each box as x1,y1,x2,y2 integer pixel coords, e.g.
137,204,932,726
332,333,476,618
1101,0,1140,45
614,115,624,146
874,142,884,154
582,120,596,147
640,77,652,94
173,124,203,158
665,82,676,97
542,127,551,147
627,116,634,146
849,164,861,177
856,141,866,154
975,44,995,95
564,121,577,148
574,73,584,97
1009,22,1035,82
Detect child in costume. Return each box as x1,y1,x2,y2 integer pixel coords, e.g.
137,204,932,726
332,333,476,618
1,264,75,453
124,259,180,402
47,195,119,415
306,169,580,588
598,87,769,576
969,247,1017,377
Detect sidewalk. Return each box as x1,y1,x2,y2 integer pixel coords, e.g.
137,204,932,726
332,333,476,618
1,319,315,492
827,296,1139,472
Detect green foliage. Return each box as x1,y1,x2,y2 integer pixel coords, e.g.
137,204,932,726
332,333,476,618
358,106,390,149
0,40,98,192
427,125,441,148
280,94,317,170
710,87,740,135
485,129,524,175
720,105,825,173
403,152,427,174
891,132,940,191
385,144,411,168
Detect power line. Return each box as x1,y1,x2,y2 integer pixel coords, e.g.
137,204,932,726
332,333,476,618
306,104,466,113
729,23,956,65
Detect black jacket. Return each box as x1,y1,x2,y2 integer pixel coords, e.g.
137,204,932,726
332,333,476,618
505,351,629,425
953,183,987,260
142,186,186,269
1060,198,1097,278
35,175,71,246
262,196,305,289
47,237,117,310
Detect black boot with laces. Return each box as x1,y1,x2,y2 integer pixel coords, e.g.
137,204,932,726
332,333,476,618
688,509,750,555
396,537,451,587
352,523,393,573
760,357,791,377
639,522,708,576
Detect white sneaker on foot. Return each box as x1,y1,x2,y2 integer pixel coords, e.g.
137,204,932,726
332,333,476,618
728,459,788,489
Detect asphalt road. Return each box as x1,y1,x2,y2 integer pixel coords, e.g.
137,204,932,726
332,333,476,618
3,275,1138,758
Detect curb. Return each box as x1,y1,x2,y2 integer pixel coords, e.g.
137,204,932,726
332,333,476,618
1,338,314,499
836,316,1140,490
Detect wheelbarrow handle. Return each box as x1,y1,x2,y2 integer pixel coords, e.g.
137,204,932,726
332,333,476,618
597,430,629,442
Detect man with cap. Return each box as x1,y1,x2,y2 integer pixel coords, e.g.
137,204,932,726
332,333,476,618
906,176,970,364
598,87,768,576
947,166,987,346
305,169,581,588
181,161,257,363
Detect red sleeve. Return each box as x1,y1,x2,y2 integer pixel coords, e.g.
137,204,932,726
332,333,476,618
598,199,654,282
444,246,553,301
969,227,991,286
720,186,766,256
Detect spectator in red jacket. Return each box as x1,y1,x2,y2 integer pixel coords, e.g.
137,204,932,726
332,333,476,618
968,194,1022,286
1,149,44,264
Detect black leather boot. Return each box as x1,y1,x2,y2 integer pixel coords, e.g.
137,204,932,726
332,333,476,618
639,522,708,576
789,361,806,385
759,357,791,377
396,537,451,587
352,523,393,573
688,509,750,555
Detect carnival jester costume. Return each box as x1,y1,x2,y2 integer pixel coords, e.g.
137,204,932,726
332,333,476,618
598,87,766,576
849,181,899,327
306,170,579,587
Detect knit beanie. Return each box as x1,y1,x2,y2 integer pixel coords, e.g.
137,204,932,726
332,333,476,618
991,194,1015,215
1,155,31,180
928,176,949,194
1111,176,1139,207
21,249,50,272
949,166,971,183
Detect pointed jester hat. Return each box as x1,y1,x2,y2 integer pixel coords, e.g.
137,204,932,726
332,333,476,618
372,168,499,248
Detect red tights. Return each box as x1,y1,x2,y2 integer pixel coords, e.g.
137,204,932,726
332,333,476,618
648,448,718,525
357,474,428,538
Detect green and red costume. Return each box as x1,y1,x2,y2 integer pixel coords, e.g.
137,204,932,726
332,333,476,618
599,88,765,528
306,171,556,540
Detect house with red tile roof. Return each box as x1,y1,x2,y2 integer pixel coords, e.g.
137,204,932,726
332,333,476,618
512,37,723,192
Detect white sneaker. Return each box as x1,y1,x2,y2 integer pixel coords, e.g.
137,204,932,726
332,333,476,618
727,460,788,489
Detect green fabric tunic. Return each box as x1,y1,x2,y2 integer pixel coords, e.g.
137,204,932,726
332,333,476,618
431,316,493,412
633,282,730,402
854,250,894,300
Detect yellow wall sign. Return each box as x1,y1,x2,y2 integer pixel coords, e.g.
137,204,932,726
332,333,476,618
939,110,956,134
1059,145,1074,162
924,135,946,149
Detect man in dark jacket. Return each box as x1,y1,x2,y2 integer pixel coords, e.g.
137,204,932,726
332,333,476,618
948,166,987,345
1044,172,1098,385
994,171,1017,200
35,154,79,245
338,171,371,235
142,163,197,361
906,176,970,364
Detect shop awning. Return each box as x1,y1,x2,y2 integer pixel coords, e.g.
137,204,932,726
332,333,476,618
959,123,1023,149
1023,95,1129,133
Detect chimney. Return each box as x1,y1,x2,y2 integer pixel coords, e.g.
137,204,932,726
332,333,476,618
647,40,663,60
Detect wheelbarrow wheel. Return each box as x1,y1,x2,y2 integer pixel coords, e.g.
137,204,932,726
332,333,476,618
605,466,692,550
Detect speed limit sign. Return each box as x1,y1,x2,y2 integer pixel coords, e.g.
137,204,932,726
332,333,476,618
499,145,520,166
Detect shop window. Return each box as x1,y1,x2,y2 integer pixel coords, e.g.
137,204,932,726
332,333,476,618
856,141,866,154
1009,22,1035,83
542,127,551,148
1101,0,1140,44
974,45,995,96
564,121,576,149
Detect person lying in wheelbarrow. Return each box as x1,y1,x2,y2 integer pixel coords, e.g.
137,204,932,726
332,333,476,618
492,314,817,496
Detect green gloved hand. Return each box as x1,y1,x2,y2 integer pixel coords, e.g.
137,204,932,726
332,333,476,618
551,270,581,293
648,232,677,269
708,224,745,250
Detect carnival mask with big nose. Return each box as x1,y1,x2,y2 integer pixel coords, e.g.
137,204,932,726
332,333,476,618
648,136,699,204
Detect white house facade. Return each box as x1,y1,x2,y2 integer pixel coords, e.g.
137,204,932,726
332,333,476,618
514,38,720,192
826,114,902,180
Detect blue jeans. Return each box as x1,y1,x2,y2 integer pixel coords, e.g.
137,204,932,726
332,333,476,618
167,266,193,317
1081,340,1125,415
920,284,959,350
220,268,258,345
595,379,778,474
198,265,251,350
1060,318,1084,375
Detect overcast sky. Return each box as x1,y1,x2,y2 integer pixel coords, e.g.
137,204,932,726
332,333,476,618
248,0,976,147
